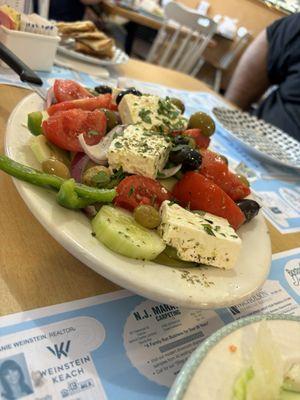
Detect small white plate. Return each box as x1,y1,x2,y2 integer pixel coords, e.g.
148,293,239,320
212,107,300,170
4,94,271,309
57,41,129,66
168,314,300,400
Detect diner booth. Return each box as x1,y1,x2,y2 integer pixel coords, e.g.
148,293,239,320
0,0,299,399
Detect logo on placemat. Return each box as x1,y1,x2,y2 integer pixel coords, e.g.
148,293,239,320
47,340,71,359
284,259,300,296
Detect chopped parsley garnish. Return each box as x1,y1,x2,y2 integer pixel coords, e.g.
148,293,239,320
168,200,179,206
202,224,216,236
139,108,152,124
192,210,206,216
114,141,123,148
91,171,110,187
88,129,99,136
158,99,179,120
128,185,135,197
108,168,126,188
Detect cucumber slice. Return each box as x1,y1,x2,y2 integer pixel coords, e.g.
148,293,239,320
154,251,198,268
158,177,177,192
92,206,166,260
30,135,53,164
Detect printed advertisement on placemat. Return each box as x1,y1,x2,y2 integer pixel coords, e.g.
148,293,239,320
0,248,299,400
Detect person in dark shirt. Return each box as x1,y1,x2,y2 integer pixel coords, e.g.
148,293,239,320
47,0,101,22
225,13,300,142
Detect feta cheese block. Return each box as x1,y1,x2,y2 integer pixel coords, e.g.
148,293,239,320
118,94,187,132
108,124,172,179
158,201,242,269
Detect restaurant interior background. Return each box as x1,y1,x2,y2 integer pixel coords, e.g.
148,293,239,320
88,0,297,91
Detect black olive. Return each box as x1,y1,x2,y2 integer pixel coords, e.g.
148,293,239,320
169,145,190,164
116,87,142,105
169,98,185,113
236,199,260,223
169,146,202,170
182,149,202,171
104,110,120,132
173,135,189,146
94,85,112,94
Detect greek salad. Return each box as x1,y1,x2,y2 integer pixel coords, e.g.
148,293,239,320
0,79,260,269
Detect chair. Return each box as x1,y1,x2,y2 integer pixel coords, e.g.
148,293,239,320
29,0,50,18
147,2,217,76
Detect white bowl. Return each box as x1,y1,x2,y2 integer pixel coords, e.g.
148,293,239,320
0,25,60,71
167,314,300,400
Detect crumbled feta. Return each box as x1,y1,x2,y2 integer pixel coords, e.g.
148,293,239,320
118,94,187,133
158,201,242,269
108,125,172,179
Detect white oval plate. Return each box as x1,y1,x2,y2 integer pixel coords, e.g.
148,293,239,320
213,107,300,170
57,42,129,66
168,314,300,400
4,94,271,309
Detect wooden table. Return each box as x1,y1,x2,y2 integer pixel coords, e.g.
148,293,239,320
102,2,164,31
0,59,299,317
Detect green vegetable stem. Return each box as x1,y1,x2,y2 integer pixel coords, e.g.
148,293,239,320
27,111,43,136
57,179,96,209
0,155,116,209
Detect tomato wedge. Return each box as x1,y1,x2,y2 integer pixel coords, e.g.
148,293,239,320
47,93,115,115
200,149,250,201
115,175,171,211
42,109,107,152
53,79,93,103
183,129,210,149
172,171,245,230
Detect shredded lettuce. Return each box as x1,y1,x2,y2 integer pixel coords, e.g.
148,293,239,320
232,320,284,400
232,367,254,400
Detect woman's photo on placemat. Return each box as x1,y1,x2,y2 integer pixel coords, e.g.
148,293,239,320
0,353,33,400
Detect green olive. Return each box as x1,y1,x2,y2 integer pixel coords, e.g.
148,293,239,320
134,205,161,229
46,141,70,167
42,158,70,179
169,97,185,114
186,136,196,149
104,110,119,132
237,174,250,187
82,166,111,187
219,154,228,165
188,112,215,137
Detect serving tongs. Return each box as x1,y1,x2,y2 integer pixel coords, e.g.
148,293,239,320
0,42,47,100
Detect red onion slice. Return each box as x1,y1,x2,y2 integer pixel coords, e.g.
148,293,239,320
45,86,55,109
159,164,182,178
70,152,90,183
78,125,125,164
83,205,97,219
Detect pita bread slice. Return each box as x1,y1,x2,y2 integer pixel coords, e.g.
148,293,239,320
75,39,115,59
74,31,108,41
56,21,96,36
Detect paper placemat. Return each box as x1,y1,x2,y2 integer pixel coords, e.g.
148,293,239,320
0,248,299,399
